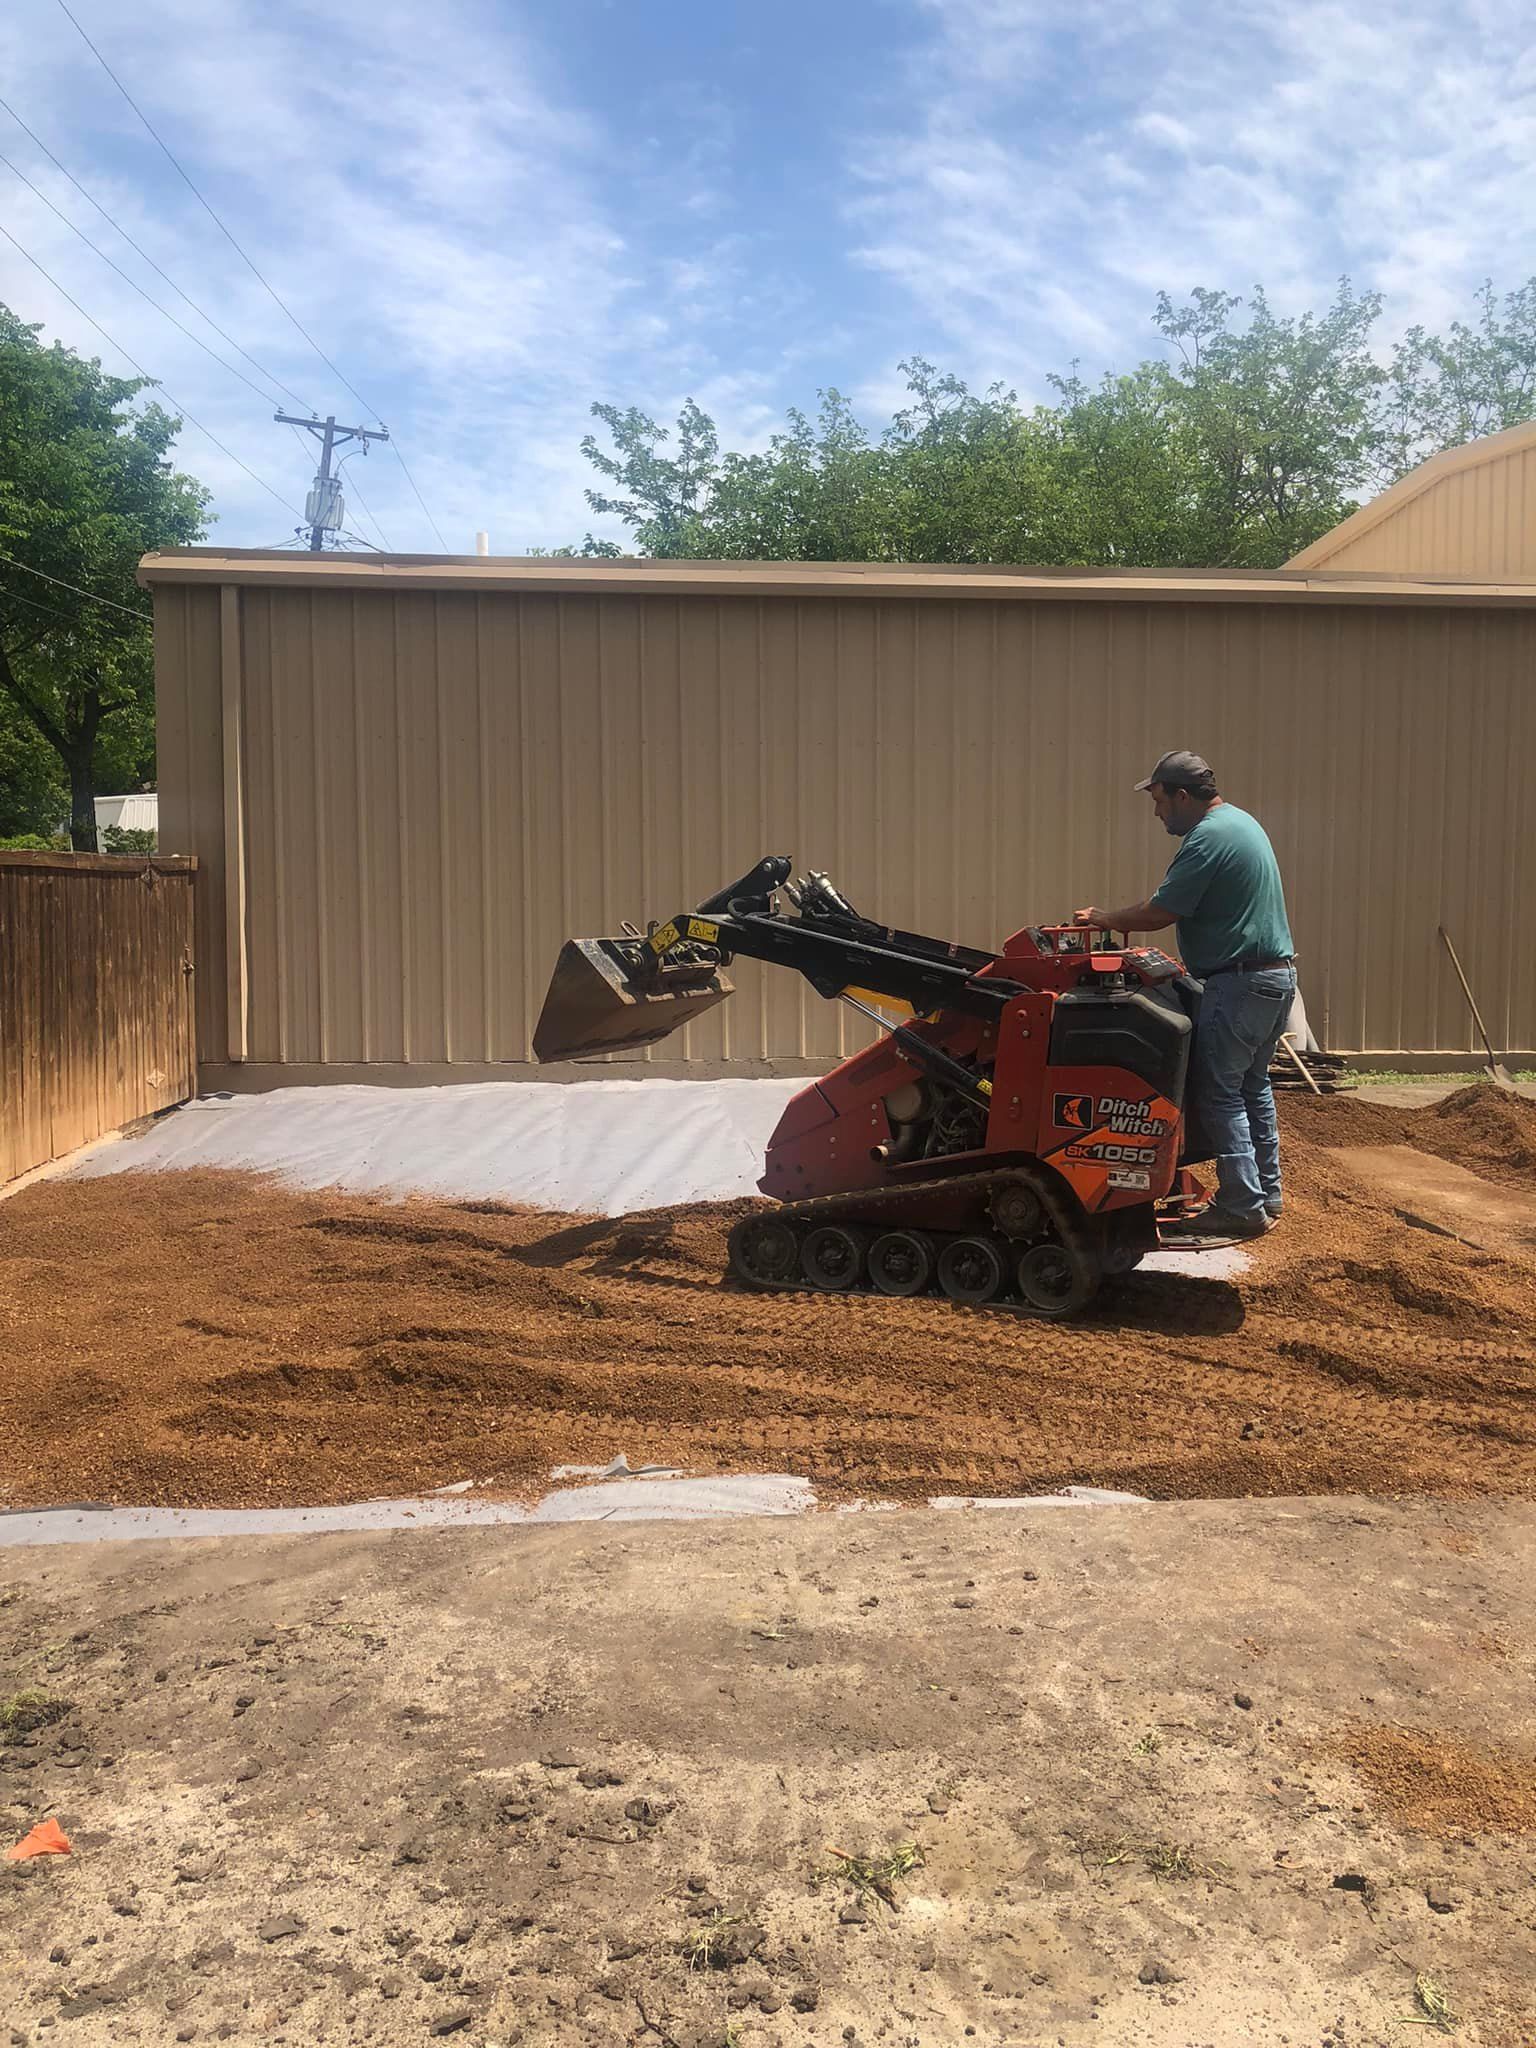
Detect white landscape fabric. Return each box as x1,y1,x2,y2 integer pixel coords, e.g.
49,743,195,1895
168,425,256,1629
67,1076,1245,1275
70,1077,807,1215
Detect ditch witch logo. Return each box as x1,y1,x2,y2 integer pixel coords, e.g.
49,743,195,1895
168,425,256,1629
1053,1092,1169,1139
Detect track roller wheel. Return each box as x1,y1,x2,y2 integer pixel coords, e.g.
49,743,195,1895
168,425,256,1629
990,1180,1046,1239
868,1228,937,1297
800,1223,870,1292
1014,1241,1100,1320
936,1234,1008,1305
728,1212,801,1290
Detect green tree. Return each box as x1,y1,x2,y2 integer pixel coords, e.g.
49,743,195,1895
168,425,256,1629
571,279,1534,570
1144,281,1386,563
683,391,894,559
1379,279,1536,481
580,396,720,554
0,306,207,849
101,823,157,853
523,533,626,558
876,361,1060,562
0,709,65,839
1042,361,1198,563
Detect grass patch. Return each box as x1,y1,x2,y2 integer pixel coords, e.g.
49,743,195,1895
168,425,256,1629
1402,1973,1458,2032
1339,1069,1536,1090
683,1911,747,1971
0,1688,71,1742
814,1841,925,1910
1069,1829,1230,1885
1143,1838,1227,1882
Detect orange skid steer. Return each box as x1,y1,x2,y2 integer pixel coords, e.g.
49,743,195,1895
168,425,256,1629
534,857,1217,1318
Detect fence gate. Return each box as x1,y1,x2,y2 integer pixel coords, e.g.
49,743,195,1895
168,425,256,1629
0,853,197,1184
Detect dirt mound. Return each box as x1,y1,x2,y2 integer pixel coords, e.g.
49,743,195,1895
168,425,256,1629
1274,1092,1417,1153
1332,1726,1536,1836
1277,1084,1536,1192
5,1101,1536,1512
1425,1083,1536,1185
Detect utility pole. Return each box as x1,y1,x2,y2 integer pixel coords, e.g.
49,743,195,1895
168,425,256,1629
275,412,390,550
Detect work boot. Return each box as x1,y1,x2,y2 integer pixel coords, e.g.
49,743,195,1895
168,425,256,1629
1163,1206,1276,1242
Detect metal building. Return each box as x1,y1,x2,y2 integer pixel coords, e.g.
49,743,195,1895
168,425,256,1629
141,549,1536,1084
1290,421,1536,577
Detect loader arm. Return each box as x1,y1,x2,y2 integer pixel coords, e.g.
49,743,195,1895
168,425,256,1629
533,855,1030,1063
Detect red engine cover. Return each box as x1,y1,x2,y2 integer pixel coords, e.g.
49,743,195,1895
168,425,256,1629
759,931,1186,1219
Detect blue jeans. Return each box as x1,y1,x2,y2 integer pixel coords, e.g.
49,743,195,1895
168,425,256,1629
1190,966,1297,1222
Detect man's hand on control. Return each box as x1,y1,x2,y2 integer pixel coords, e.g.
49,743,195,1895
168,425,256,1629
1071,900,1179,936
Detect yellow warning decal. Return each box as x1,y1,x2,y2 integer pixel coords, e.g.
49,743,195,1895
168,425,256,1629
648,919,681,955
686,916,720,943
844,985,915,1019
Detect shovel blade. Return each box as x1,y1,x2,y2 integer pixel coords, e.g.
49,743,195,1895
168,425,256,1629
532,937,733,1062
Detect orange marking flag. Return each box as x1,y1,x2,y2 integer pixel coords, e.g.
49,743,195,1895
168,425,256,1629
6,1818,72,1861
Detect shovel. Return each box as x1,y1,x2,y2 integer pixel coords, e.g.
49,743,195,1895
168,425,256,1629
1437,926,1516,1089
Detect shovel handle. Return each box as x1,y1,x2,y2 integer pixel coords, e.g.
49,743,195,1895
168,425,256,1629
1437,926,1504,1074
1279,1033,1322,1096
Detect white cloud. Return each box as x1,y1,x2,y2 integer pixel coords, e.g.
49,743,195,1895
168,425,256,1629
0,0,789,549
6,0,1530,557
848,0,1536,387
1132,113,1195,154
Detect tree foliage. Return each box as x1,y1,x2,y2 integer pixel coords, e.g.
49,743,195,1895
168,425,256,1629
1379,280,1536,479
572,279,1536,569
101,823,158,853
0,306,207,847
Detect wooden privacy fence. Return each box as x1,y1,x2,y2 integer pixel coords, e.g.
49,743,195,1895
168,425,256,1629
0,853,197,1184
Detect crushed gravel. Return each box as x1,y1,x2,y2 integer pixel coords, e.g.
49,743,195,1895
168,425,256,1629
4,1091,1535,1510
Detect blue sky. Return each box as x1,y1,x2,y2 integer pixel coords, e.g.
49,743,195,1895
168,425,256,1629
2,0,1533,553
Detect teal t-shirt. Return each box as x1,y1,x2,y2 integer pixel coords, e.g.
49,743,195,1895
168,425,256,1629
1149,802,1294,978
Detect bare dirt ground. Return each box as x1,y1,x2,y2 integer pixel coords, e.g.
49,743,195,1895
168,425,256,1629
3,1500,1536,2047
4,1091,1536,1512
6,1091,1536,2044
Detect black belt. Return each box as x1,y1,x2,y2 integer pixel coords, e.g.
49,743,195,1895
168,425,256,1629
1203,956,1294,978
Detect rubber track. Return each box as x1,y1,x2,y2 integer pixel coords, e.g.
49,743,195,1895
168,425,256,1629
735,1164,1104,1320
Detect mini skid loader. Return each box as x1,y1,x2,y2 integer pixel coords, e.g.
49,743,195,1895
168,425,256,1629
534,857,1219,1319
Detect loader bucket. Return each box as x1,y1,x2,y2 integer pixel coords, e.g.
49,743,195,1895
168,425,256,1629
532,937,733,1062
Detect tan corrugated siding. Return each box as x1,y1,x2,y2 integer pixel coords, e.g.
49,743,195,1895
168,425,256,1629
153,585,1536,1066
1304,443,1536,576
154,584,225,1055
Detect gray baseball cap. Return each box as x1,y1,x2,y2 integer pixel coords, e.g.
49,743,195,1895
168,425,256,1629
1135,750,1216,794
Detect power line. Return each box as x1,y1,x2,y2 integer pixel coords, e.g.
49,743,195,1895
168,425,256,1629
0,219,304,518
1,583,88,630
391,443,450,551
336,450,392,550
0,551,151,619
0,91,312,411
348,492,389,551
0,147,287,410
51,0,450,552
55,0,384,424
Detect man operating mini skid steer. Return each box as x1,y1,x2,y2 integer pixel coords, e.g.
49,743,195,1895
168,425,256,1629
1074,750,1295,1240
